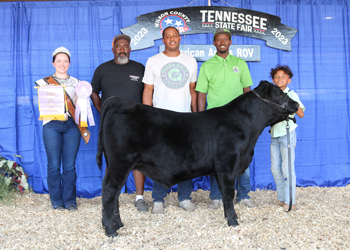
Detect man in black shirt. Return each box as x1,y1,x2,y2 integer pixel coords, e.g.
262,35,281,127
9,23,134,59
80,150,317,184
91,34,148,212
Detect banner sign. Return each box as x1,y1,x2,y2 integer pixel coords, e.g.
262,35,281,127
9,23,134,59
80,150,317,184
160,44,260,61
121,6,298,51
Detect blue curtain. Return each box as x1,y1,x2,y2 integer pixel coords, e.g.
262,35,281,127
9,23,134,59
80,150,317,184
0,0,349,198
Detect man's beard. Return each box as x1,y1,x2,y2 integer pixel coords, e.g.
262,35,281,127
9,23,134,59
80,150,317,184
117,53,129,64
218,49,227,54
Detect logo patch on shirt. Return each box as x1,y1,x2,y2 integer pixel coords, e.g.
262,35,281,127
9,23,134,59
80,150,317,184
161,62,189,89
232,66,240,73
129,75,140,81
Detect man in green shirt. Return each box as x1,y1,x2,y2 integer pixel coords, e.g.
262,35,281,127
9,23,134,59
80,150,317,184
196,28,256,209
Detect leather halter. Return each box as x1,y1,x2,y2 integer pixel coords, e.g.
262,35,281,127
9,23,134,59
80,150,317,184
252,89,289,110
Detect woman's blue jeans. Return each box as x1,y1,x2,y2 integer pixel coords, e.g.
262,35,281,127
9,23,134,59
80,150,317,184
270,130,296,205
152,179,193,203
209,167,251,202
43,118,81,208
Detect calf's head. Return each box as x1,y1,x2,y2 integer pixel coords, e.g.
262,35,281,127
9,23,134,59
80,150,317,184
253,81,299,125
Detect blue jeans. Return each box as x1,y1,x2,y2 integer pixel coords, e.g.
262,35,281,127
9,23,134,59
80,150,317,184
210,167,251,202
271,130,296,205
43,118,81,208
152,179,193,203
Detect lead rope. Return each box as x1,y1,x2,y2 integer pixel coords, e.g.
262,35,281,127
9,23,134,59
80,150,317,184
285,116,293,212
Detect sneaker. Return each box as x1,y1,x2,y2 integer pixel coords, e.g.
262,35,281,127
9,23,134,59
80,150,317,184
240,199,257,208
134,199,148,213
66,205,77,211
275,200,285,207
179,200,196,211
283,204,297,211
208,199,222,209
54,205,65,210
152,202,164,214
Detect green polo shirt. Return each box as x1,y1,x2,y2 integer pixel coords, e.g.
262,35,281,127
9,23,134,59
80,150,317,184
196,54,253,110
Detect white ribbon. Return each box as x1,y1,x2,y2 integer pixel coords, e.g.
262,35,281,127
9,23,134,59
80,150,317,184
75,81,95,127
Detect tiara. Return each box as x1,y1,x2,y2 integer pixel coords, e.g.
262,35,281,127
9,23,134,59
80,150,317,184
52,47,71,57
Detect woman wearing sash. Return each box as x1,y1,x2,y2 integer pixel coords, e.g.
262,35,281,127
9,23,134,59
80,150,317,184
36,47,80,211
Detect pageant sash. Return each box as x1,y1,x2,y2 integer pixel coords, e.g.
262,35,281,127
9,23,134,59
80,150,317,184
43,76,91,144
37,85,67,121
75,81,95,127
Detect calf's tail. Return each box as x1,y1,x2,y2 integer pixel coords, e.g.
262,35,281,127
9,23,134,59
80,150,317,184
96,114,104,170
97,97,118,169
96,99,111,170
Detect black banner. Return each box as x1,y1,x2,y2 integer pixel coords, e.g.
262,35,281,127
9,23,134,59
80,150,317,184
121,6,298,51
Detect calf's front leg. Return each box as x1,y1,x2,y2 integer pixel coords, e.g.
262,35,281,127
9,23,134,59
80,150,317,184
216,174,239,227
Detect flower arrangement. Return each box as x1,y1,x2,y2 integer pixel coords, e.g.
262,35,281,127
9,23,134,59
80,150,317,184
0,154,29,194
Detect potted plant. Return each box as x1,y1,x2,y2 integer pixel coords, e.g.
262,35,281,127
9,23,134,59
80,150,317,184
0,154,29,194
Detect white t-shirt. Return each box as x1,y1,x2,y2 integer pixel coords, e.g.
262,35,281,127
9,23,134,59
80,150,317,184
143,52,197,112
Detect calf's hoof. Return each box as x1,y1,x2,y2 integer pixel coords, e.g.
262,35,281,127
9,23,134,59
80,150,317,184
115,221,124,230
227,218,239,227
107,232,118,238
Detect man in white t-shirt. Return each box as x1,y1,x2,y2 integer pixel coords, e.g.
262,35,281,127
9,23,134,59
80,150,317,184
142,26,198,214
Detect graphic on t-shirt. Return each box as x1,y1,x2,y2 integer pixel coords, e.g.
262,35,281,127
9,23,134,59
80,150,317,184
161,62,189,89
129,75,140,82
232,66,240,73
